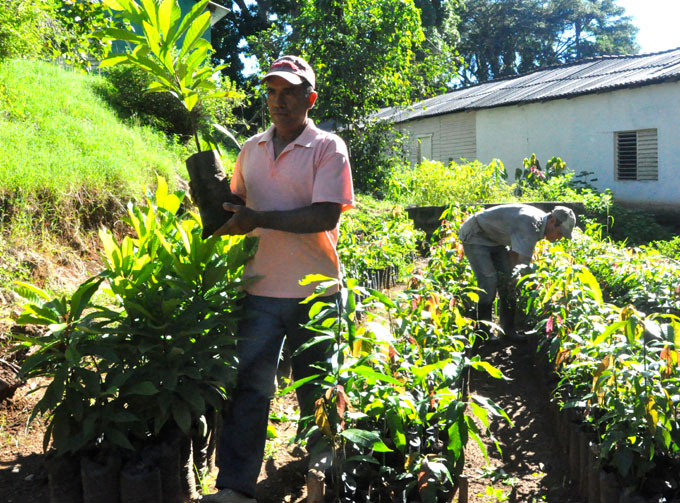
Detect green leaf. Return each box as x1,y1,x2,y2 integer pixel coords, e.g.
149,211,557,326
177,384,205,413
171,400,192,433
340,365,402,385
385,409,406,451
99,27,146,44
411,360,451,381
157,0,174,37
577,267,603,305
339,428,392,452
163,0,184,47
106,428,135,450
176,3,210,60
126,381,159,396
69,277,104,322
277,374,320,395
99,54,132,68
366,288,397,309
470,360,505,379
593,320,628,345
12,281,51,303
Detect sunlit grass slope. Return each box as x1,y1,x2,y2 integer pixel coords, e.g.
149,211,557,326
0,58,188,238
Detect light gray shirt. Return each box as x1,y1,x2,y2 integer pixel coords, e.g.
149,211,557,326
458,204,548,258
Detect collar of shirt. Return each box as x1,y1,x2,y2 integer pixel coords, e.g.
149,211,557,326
258,120,318,151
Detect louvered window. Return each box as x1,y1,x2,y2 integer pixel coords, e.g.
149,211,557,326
615,129,658,181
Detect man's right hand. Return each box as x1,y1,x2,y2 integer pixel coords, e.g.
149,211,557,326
213,203,258,236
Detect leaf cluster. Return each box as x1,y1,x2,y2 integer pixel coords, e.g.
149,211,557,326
457,0,639,84
97,0,242,150
291,270,508,501
12,177,257,456
514,231,680,487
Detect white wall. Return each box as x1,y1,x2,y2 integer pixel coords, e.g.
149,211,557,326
398,111,476,166
475,82,680,210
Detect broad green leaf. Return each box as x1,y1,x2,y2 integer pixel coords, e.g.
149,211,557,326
277,374,320,395
126,381,159,396
99,54,132,68
470,360,505,379
174,0,210,56
577,268,603,304
385,409,406,451
163,0,184,46
339,428,393,452
69,277,104,322
142,20,162,59
102,0,125,10
593,320,628,345
98,27,146,44
184,38,211,73
366,288,397,309
140,0,160,28
340,365,402,385
157,0,174,37
12,281,51,303
411,360,450,380
178,11,211,61
183,91,199,111
172,400,192,433
106,428,135,450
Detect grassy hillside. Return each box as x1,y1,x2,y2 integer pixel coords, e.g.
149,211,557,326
0,59,191,294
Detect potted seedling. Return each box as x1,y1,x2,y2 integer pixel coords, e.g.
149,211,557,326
98,0,243,237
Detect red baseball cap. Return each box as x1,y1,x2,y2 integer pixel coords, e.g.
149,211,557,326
262,55,316,88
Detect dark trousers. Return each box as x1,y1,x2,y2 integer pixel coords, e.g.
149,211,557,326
215,293,339,498
462,243,515,335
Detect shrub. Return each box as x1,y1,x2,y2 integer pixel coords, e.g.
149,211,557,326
343,120,407,196
101,64,246,147
0,0,59,60
387,158,514,206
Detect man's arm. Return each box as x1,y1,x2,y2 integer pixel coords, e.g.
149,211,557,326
509,250,531,269
214,201,342,236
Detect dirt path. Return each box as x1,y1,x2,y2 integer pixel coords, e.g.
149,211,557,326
462,339,580,503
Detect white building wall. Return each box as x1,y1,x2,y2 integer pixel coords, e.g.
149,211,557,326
475,82,680,210
398,111,476,166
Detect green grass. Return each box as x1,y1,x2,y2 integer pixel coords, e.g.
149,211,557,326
0,59,187,195
0,59,200,302
0,58,194,252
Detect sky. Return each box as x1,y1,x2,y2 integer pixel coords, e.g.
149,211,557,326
616,0,680,54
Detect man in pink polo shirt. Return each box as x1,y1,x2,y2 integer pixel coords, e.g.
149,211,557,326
202,56,354,503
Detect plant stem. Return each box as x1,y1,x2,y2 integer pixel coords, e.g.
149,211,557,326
194,131,202,152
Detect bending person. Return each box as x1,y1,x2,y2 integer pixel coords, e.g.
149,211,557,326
458,204,576,340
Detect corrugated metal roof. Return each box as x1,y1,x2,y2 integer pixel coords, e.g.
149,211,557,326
378,48,680,123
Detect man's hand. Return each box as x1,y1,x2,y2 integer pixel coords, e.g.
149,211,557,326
213,203,258,236
512,264,532,283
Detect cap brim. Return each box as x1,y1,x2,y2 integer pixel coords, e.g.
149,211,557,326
261,71,304,85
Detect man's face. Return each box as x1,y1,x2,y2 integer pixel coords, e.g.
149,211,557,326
265,76,316,132
545,217,563,242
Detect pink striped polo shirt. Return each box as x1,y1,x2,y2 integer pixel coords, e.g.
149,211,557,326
230,120,354,298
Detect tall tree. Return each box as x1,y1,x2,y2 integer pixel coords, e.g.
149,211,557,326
457,0,639,84
208,0,464,192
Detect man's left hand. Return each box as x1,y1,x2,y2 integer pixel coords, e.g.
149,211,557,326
213,203,258,236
